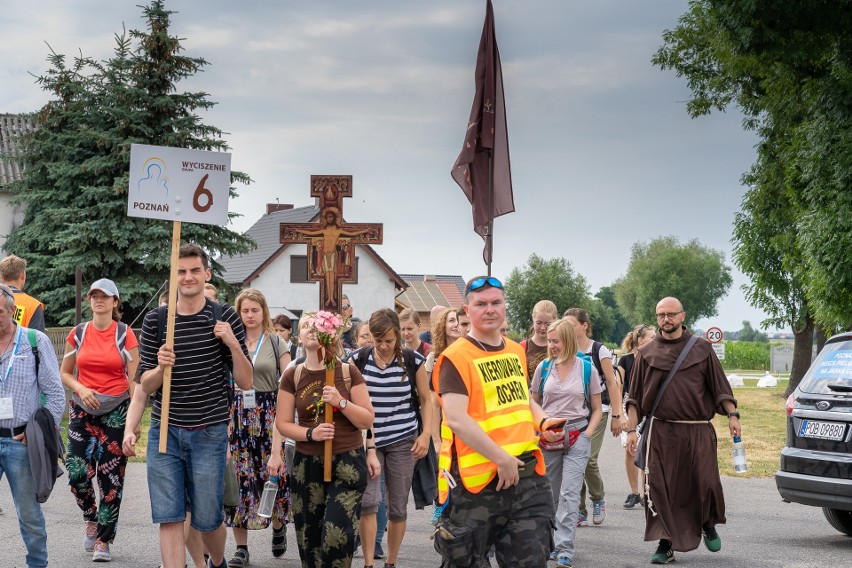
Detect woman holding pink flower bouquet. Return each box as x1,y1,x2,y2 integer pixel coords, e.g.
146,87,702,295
276,311,375,568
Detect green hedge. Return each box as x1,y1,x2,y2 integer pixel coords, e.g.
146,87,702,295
719,340,770,370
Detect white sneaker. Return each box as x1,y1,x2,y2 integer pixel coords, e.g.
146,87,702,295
84,521,98,552
93,541,111,562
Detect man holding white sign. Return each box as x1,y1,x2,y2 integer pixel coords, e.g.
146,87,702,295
136,245,252,568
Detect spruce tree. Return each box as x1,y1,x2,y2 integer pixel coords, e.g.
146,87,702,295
5,0,254,325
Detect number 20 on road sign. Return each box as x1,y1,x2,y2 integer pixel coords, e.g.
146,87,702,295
706,327,723,343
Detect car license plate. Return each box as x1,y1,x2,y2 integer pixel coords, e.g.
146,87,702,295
799,420,846,441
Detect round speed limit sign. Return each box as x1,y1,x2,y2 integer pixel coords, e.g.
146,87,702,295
706,327,723,343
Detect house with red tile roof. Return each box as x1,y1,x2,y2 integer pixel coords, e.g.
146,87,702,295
396,274,467,333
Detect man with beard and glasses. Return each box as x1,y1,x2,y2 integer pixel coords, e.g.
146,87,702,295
625,297,740,564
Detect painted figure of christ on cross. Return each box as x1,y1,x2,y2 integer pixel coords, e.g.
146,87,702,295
280,175,382,311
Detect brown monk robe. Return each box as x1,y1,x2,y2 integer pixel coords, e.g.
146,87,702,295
627,329,736,552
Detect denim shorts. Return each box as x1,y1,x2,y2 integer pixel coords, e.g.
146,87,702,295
146,420,228,531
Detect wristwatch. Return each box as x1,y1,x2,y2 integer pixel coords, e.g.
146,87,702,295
338,399,348,410
727,411,740,419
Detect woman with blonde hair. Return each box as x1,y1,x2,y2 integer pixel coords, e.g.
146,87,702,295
618,324,656,509
225,288,291,567
521,300,559,383
277,312,375,568
399,308,430,357
531,319,603,568
563,307,626,526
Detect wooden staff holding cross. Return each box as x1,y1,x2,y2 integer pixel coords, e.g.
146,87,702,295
280,175,382,480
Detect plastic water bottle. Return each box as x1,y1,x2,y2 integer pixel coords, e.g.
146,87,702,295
258,476,279,518
732,437,748,474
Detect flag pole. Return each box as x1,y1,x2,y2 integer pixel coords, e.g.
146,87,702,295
486,148,494,276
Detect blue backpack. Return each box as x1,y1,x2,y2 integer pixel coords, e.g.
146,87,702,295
539,352,593,415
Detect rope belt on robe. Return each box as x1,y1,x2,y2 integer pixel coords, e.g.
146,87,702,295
643,416,712,517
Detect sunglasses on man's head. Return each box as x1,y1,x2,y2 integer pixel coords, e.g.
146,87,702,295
465,277,504,296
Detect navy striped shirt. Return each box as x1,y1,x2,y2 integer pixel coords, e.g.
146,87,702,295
138,299,248,428
354,349,425,448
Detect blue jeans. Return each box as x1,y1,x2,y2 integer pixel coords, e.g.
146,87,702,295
0,437,48,567
544,432,592,560
146,420,228,531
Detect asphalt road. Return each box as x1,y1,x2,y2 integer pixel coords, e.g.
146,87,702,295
2,432,849,567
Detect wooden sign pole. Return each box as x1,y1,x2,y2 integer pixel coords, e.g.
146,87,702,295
159,220,181,452
324,365,334,482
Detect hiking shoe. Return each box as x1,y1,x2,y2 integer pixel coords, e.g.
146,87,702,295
650,541,675,564
556,556,572,568
624,493,642,509
271,525,287,557
592,499,607,525
92,541,111,562
577,512,588,527
227,548,249,568
702,526,722,552
373,542,385,559
549,551,558,561
85,521,98,552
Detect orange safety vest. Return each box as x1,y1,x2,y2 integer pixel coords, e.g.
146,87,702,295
13,292,44,328
436,338,543,504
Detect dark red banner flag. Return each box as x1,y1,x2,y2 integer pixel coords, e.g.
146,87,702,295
450,0,514,266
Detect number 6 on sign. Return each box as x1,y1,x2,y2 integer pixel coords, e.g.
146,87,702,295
193,174,213,212
127,144,230,226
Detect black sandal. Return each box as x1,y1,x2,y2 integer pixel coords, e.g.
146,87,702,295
272,525,287,557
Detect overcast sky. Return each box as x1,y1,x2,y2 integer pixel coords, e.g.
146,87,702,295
0,0,775,333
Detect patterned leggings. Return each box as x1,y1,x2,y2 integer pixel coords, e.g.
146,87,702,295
66,400,129,544
290,449,368,568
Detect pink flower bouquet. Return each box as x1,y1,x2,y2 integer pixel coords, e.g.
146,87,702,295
308,310,346,369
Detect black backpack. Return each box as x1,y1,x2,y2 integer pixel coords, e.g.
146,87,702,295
588,340,621,406
348,346,423,415
153,299,235,401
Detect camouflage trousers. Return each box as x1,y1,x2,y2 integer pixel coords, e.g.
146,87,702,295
434,469,554,567
290,448,368,568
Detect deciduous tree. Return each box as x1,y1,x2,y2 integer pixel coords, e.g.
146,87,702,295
612,236,732,327
504,254,592,335
652,0,850,388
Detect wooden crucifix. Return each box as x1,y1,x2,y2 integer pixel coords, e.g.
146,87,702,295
280,175,383,312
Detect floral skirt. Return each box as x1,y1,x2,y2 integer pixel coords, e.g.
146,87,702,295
225,390,290,529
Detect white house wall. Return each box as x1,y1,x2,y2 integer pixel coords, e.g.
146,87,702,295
248,243,398,320
0,192,25,253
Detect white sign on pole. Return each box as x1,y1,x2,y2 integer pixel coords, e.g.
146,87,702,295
706,327,724,343
712,343,726,360
128,144,231,226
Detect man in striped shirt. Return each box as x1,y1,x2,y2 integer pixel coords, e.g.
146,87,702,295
137,244,252,568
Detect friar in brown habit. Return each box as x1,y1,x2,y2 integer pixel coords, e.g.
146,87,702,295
625,297,742,564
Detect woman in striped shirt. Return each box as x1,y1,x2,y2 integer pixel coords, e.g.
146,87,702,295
353,309,432,568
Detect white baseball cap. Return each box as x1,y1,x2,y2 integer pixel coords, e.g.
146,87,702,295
88,278,120,299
